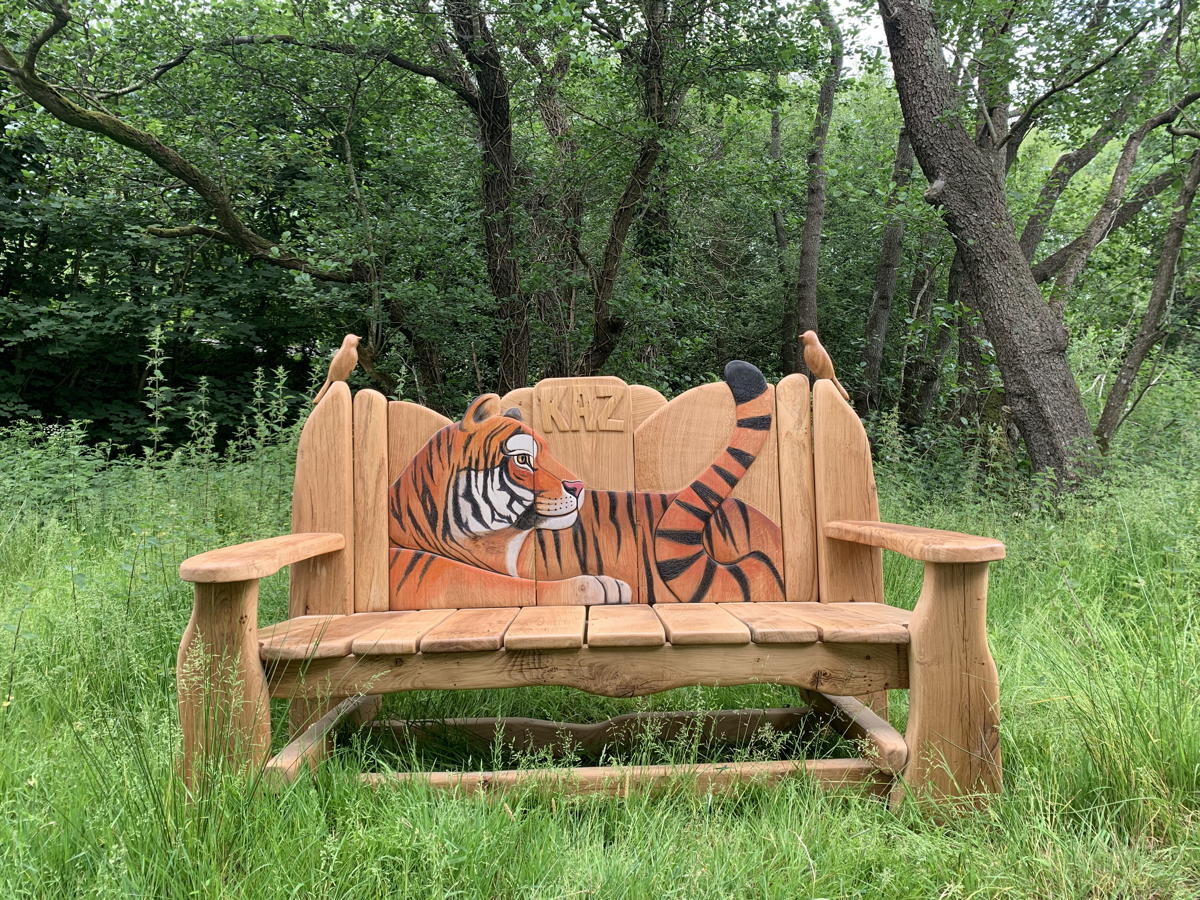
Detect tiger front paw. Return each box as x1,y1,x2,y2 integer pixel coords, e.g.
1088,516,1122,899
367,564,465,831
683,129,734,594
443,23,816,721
541,575,632,606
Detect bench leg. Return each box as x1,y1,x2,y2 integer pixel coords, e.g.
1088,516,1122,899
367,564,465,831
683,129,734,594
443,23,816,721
899,561,1001,808
177,579,271,785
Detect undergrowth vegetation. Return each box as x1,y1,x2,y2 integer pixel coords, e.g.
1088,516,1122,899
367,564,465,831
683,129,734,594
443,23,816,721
0,363,1197,898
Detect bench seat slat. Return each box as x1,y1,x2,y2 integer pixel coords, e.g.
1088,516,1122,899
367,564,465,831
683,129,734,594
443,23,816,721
586,606,665,647
258,602,911,659
351,609,455,655
788,603,910,643
653,604,751,645
721,603,821,643
258,612,396,660
505,606,587,650
420,607,519,653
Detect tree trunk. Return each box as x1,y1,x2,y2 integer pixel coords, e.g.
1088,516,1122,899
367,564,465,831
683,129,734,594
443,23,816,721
896,230,940,406
880,0,1097,483
781,0,842,374
858,128,914,413
1095,148,1200,451
580,0,670,375
902,320,955,428
769,103,790,276
446,0,529,393
522,47,583,378
955,309,991,422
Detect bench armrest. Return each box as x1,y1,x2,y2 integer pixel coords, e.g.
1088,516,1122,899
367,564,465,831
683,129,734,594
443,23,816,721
824,521,1005,564
179,533,346,583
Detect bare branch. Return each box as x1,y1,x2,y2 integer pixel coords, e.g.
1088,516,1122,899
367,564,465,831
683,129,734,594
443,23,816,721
1168,123,1200,139
146,224,231,241
1050,90,1200,303
1016,20,1184,257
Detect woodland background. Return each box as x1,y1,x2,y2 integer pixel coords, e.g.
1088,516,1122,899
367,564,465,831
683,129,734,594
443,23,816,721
0,0,1196,483
0,3,1198,896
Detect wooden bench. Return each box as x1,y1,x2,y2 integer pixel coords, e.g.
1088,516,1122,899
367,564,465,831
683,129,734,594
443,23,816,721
177,337,1004,806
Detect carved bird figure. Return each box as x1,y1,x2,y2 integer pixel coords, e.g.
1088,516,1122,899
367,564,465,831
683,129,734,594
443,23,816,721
313,334,360,404
800,330,850,401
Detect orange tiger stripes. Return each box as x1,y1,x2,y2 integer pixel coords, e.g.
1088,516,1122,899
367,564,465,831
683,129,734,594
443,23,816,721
652,362,784,603
387,362,784,608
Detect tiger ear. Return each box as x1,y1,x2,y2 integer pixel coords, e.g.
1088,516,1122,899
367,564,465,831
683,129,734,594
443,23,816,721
461,393,501,431
502,406,524,422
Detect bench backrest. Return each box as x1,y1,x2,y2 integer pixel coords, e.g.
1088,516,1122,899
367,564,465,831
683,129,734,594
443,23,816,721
288,373,882,616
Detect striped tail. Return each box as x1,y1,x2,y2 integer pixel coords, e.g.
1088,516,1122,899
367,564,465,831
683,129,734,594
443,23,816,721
653,361,784,603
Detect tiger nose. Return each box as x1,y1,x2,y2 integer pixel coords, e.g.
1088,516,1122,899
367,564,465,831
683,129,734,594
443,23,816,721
563,480,584,498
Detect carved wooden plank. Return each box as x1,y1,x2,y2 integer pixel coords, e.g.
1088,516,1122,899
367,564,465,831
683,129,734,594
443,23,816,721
504,606,587,650
268,643,910,700
364,758,886,796
291,381,354,617
634,381,781,524
498,386,534,422
180,533,344,583
388,393,536,610
353,389,389,612
258,614,338,648
259,612,396,660
635,378,783,605
721,602,820,643
630,384,667,427
812,379,883,604
419,607,519,653
389,551,536,610
811,378,890,717
532,376,636,604
824,521,1005,563
775,374,817,602
387,400,453,483
654,604,751,645
532,376,634,490
585,605,665,647
349,608,455,655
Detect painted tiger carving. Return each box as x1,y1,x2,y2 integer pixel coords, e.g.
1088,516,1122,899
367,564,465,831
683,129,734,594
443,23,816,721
388,361,784,608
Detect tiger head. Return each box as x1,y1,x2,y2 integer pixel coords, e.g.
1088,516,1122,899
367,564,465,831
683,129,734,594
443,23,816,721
450,393,584,535
389,394,585,562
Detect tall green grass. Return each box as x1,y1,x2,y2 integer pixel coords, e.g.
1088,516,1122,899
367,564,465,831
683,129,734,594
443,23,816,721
0,372,1198,897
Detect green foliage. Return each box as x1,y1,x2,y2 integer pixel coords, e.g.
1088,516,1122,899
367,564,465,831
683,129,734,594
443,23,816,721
0,375,1197,895
0,0,1196,470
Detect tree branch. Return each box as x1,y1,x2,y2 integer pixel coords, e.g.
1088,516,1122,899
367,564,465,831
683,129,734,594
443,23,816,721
1016,17,1186,258
1003,15,1153,153
1032,165,1180,282
220,34,479,111
146,224,231,242
0,35,358,283
1049,90,1200,303
24,1,71,74
87,47,195,100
